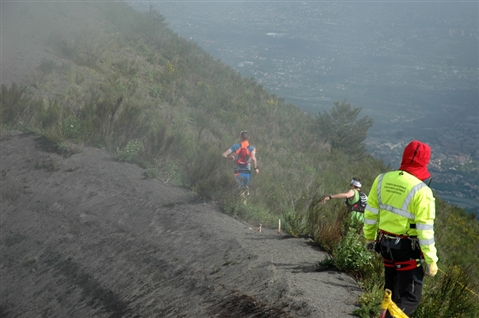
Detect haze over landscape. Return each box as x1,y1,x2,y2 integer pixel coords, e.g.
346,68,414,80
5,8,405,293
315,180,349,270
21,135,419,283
129,0,479,214
2,3,478,316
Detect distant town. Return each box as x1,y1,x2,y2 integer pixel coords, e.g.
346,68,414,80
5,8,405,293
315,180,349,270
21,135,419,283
367,136,479,215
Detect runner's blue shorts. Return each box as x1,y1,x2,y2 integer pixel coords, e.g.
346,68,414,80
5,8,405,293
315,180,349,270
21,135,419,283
234,172,251,187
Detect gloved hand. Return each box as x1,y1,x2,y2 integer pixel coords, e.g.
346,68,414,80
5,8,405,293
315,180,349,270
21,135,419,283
425,262,438,277
365,240,375,252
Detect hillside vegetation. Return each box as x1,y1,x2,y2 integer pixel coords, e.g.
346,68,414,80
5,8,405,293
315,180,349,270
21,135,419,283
1,1,478,317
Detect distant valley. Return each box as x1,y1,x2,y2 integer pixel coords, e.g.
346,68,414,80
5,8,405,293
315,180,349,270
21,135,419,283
129,1,479,215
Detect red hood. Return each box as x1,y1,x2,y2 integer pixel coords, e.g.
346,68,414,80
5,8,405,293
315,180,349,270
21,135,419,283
399,140,431,181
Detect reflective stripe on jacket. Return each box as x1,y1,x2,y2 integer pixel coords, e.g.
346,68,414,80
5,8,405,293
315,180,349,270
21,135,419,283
363,171,438,264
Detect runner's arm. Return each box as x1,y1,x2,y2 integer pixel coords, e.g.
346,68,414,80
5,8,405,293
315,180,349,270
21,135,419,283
326,189,355,200
321,189,355,203
222,149,233,159
250,150,258,173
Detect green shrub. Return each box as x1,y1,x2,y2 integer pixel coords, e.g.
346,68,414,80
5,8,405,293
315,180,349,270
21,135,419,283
353,282,383,318
12,121,36,133
62,117,81,139
149,86,162,98
113,58,139,77
353,259,385,318
162,160,188,187
283,209,307,237
41,127,64,148
333,229,374,280
39,99,65,129
116,139,143,162
144,167,160,179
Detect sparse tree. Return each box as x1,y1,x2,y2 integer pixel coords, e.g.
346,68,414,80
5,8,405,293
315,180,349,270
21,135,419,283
317,100,373,154
144,5,167,29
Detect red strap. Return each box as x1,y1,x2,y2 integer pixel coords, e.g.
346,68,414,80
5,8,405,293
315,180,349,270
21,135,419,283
382,258,419,271
383,258,395,268
395,259,420,271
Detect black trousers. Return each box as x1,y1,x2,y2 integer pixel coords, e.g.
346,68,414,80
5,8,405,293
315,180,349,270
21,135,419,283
379,236,424,317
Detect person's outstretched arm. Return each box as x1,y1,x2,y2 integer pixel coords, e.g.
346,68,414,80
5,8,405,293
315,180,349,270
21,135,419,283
321,189,355,204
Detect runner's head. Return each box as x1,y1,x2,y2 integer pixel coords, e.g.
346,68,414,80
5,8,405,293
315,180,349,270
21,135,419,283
350,177,362,189
240,130,250,141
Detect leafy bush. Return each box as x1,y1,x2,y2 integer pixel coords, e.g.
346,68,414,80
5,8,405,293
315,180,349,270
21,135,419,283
333,229,374,280
353,278,384,318
144,167,160,179
116,139,143,162
39,99,66,129
149,86,162,98
283,208,307,237
62,117,81,139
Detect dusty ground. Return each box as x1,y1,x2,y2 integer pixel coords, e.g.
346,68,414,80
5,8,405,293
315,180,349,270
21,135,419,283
1,2,361,317
0,131,361,317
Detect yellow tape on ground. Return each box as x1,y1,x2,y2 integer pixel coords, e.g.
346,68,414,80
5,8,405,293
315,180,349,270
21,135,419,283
380,289,409,318
379,268,478,318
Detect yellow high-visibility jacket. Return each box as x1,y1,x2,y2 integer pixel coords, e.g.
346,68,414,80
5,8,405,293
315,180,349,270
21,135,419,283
363,170,438,265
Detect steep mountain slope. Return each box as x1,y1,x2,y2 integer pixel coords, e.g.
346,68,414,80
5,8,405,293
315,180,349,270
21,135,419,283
1,2,361,316
1,131,360,317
